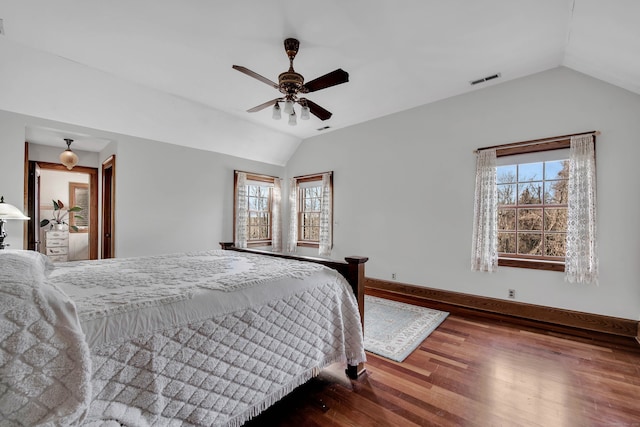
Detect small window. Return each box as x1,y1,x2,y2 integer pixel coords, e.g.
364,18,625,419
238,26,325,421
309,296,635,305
69,182,89,233
294,173,332,248
234,171,278,247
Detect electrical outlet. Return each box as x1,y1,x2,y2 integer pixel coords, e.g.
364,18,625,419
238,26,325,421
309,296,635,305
508,289,516,299
392,273,396,280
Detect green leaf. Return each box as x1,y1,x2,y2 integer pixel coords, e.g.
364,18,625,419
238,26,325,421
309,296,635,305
68,206,83,212
70,225,79,232
73,215,84,220
40,219,50,227
52,200,59,210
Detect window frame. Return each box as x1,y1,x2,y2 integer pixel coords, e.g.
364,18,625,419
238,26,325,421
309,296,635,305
69,181,90,233
294,172,333,249
495,139,571,272
233,171,278,248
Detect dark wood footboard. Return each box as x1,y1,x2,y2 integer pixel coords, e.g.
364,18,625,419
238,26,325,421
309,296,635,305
219,242,367,378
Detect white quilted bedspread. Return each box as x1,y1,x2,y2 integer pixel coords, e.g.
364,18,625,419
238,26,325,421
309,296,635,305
0,251,92,426
48,250,365,426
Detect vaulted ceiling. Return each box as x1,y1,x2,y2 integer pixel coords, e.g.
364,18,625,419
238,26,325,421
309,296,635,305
0,0,638,165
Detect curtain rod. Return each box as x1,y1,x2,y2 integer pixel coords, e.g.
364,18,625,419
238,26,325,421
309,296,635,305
234,170,280,180
293,171,333,180
474,130,600,153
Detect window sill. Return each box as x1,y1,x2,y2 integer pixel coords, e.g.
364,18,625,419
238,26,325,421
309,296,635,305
297,242,319,248
247,241,272,248
498,258,565,272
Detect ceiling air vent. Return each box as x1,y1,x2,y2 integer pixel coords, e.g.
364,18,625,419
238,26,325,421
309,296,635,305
470,73,501,86
317,126,331,131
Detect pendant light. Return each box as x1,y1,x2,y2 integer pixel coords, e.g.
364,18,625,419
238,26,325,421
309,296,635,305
60,138,79,170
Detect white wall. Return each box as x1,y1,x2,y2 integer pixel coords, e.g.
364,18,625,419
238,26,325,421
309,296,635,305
112,135,283,257
285,67,640,321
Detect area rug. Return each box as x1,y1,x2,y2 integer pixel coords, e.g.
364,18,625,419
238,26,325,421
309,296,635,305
364,295,449,362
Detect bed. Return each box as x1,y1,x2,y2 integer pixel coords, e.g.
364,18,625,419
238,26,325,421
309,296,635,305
0,246,367,426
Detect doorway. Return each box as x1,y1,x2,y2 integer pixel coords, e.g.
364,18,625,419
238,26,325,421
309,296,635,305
102,155,115,259
27,161,99,260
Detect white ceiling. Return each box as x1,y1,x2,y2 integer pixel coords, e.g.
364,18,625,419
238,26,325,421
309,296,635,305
1,0,638,157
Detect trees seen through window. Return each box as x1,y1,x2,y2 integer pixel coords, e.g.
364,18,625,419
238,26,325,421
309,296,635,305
497,159,568,261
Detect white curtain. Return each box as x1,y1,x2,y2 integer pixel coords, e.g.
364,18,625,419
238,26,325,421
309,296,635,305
471,149,498,272
287,178,298,252
565,135,598,284
271,178,282,252
318,173,332,256
235,172,247,248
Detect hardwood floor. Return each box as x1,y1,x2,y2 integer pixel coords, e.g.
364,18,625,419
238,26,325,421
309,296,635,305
245,311,640,426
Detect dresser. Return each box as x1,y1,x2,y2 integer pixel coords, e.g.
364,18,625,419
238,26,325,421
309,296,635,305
45,230,69,262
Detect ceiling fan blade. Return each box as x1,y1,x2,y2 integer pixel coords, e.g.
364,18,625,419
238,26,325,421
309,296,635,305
303,99,332,121
247,98,282,113
302,69,349,93
232,65,279,89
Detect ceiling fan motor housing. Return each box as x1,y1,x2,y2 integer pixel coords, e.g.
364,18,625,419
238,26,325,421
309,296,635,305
278,71,305,96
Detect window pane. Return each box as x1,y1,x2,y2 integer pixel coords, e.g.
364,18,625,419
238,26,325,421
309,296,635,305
518,162,543,182
518,182,543,204
544,180,568,204
259,226,269,240
518,208,543,231
498,208,515,231
545,233,566,257
497,165,517,184
517,233,542,255
545,160,569,180
498,232,516,253
544,208,567,231
497,184,516,205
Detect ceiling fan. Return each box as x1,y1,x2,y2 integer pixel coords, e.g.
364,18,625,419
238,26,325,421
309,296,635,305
233,38,349,125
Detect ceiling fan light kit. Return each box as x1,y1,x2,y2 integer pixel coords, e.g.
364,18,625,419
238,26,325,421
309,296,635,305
233,38,349,126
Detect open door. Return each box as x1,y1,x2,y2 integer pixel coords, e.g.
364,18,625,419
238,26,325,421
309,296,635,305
102,155,115,259
26,161,41,251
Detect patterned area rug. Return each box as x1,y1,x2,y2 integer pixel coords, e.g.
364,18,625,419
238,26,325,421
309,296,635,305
364,295,449,362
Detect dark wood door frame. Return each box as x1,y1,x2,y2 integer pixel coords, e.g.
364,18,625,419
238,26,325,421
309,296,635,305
102,155,115,259
27,161,99,259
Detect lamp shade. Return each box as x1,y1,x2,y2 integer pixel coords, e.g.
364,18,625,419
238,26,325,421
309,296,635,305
288,110,297,126
0,197,29,220
300,105,310,120
60,138,79,170
272,102,281,120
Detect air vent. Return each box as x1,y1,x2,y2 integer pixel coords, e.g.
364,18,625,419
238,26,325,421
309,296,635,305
470,73,501,86
317,126,331,131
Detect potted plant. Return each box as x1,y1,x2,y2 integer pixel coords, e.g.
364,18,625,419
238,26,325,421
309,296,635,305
40,199,83,232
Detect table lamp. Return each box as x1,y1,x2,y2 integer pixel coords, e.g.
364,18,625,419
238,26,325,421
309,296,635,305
0,196,30,249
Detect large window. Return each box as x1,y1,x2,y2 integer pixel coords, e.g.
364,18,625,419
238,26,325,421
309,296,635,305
497,155,568,262
234,171,279,247
472,132,598,277
495,144,572,272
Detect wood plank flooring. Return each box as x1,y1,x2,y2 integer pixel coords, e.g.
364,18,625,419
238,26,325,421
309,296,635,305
245,311,640,426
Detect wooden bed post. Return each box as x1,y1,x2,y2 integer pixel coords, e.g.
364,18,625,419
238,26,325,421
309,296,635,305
219,243,368,379
344,256,368,379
